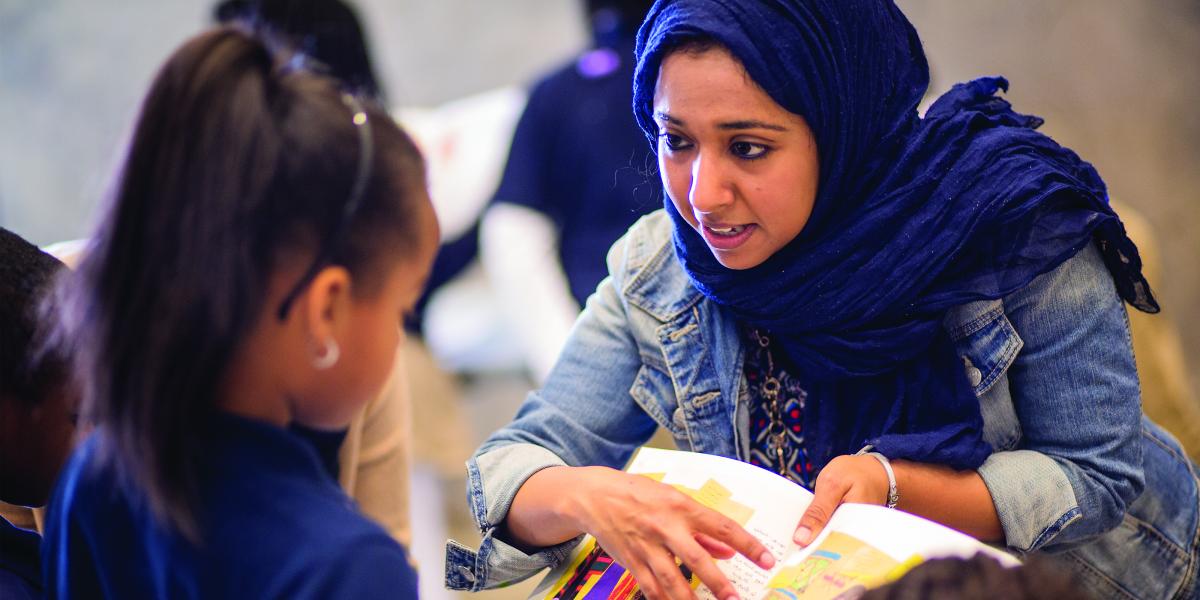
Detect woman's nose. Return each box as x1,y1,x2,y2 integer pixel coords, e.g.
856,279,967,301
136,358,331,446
688,152,734,214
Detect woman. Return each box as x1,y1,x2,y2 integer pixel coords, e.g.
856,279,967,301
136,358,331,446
446,2,1199,599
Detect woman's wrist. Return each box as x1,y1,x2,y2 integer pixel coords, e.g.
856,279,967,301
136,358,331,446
556,465,624,532
854,446,898,508
505,465,614,550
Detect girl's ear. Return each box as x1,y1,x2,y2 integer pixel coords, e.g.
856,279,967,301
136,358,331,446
302,265,353,349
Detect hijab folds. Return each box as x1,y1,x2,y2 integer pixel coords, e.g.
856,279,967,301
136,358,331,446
632,0,1158,470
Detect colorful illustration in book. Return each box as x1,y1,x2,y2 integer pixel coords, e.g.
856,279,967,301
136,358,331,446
544,538,698,600
542,476,751,600
762,532,915,600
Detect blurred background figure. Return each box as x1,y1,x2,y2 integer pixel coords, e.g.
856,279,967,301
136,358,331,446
214,0,386,102
479,0,659,383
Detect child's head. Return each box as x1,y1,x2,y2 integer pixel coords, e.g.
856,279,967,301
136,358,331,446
0,227,74,507
56,26,437,533
860,553,1092,600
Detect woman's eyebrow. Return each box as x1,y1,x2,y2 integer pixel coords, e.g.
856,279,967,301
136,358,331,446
653,112,787,132
655,111,682,124
717,119,788,132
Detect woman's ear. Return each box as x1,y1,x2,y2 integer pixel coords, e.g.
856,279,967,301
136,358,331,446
301,265,353,350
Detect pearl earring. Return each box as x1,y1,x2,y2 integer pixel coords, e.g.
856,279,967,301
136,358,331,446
312,338,340,370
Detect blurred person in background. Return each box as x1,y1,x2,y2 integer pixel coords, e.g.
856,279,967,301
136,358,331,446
480,0,659,383
1113,200,1200,464
214,0,385,103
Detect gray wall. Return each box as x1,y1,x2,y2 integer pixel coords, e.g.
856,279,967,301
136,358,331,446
1,1,1196,398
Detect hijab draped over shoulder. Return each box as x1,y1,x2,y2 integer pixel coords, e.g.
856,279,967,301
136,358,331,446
632,0,1157,470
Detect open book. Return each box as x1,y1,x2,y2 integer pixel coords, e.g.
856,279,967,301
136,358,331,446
529,448,1016,600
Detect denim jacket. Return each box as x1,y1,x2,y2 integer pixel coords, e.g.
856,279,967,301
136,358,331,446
446,211,1199,600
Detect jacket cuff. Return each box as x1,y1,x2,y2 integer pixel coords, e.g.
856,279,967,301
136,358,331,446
445,443,579,590
444,531,584,591
978,449,1082,552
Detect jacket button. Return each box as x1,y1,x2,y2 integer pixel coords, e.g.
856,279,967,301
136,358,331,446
962,356,983,387
456,565,476,583
672,407,686,430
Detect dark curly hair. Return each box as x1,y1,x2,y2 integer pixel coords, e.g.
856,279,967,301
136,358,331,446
0,227,67,406
860,553,1094,600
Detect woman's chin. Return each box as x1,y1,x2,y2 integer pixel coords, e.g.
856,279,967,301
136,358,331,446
708,247,768,270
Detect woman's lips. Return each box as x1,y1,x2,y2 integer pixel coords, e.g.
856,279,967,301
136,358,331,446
700,223,757,250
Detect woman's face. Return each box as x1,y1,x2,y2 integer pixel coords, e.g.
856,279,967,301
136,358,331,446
653,46,819,270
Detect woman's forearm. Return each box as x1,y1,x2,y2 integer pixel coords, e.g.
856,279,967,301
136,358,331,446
500,466,592,550
892,460,1004,542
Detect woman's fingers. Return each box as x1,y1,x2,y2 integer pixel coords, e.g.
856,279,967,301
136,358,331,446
794,474,850,546
693,532,735,559
575,471,778,600
794,454,891,546
665,535,741,600
624,557,665,600
695,510,775,569
644,548,701,600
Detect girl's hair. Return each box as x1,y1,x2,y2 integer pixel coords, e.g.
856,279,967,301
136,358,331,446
55,26,426,538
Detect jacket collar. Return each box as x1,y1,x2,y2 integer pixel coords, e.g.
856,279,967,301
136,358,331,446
621,214,704,322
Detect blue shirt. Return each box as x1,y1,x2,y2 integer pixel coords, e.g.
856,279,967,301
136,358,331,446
43,413,417,599
491,39,659,307
0,515,41,600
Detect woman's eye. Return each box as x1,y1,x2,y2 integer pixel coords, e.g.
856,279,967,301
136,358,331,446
659,132,691,152
731,141,769,159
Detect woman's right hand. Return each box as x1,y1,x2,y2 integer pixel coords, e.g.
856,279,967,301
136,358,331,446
505,465,775,600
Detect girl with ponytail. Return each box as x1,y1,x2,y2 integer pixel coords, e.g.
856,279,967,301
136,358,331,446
43,26,435,599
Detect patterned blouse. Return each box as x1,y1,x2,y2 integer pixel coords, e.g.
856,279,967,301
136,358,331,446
743,326,816,490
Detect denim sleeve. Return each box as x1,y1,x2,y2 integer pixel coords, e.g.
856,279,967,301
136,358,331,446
445,230,662,591
980,242,1144,552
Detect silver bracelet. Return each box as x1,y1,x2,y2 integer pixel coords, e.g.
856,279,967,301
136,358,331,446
856,446,899,509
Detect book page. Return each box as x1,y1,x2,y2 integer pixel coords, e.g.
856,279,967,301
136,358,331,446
527,448,1019,600
529,448,815,600
761,504,1018,600
627,448,816,598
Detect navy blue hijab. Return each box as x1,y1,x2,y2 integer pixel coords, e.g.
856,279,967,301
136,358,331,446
632,0,1158,470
